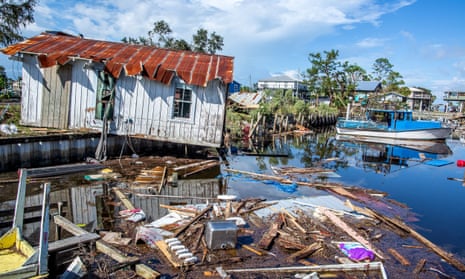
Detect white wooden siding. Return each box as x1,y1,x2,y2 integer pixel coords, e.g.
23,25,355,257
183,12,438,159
21,55,43,126
20,59,226,147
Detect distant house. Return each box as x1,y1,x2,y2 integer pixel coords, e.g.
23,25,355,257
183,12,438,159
443,91,465,112
228,80,241,95
1,31,234,149
354,81,382,104
376,92,406,103
257,75,308,98
406,87,433,111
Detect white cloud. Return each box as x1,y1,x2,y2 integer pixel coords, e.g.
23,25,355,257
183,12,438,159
356,37,389,48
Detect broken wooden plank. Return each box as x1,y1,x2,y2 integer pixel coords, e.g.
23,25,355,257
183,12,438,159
258,219,281,250
113,188,135,210
242,244,264,256
135,264,161,279
318,207,386,260
172,160,217,172
174,204,213,237
182,161,220,177
158,166,167,193
96,241,139,264
413,259,427,274
366,207,465,272
286,242,323,262
388,248,410,266
49,233,100,253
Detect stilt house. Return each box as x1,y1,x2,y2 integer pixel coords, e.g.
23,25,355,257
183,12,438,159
1,32,234,150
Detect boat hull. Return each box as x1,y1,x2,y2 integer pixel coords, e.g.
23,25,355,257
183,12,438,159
336,126,451,140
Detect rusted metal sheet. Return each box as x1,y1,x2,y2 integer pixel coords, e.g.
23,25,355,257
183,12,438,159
1,32,234,87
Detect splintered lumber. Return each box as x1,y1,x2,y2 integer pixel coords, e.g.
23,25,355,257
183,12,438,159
283,209,306,233
113,188,135,210
158,166,167,193
174,204,213,237
242,244,265,256
258,218,282,250
54,216,138,264
365,207,465,272
172,160,217,172
96,241,139,263
388,248,410,266
225,168,338,190
135,264,160,279
413,259,427,274
286,242,323,262
318,207,386,260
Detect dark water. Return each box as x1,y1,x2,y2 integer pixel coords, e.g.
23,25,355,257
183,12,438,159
225,130,465,258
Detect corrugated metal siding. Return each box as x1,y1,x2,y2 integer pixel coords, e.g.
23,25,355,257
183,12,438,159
2,32,234,87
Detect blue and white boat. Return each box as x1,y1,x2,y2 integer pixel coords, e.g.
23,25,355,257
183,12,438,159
336,109,451,140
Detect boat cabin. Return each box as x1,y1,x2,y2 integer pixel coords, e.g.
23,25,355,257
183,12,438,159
366,109,441,130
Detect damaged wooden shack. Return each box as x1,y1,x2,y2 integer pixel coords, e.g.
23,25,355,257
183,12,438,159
1,31,234,161
11,156,461,279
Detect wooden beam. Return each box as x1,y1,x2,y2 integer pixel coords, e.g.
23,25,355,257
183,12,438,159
113,188,135,210
318,207,386,260
96,241,139,264
174,204,212,237
135,264,160,279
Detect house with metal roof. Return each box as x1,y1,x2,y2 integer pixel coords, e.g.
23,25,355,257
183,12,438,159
354,81,382,105
406,87,433,111
1,32,234,154
257,75,308,97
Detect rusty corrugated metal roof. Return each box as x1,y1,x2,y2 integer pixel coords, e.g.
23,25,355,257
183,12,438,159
1,32,234,87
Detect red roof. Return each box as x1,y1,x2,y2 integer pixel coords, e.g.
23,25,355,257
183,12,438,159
1,32,234,87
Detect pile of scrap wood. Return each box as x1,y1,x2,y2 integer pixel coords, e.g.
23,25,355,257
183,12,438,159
132,159,220,193
86,184,464,279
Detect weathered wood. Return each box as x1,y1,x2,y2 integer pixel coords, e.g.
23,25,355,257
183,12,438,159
160,204,198,216
182,161,220,178
366,207,465,272
283,209,306,233
388,248,410,266
225,168,338,190
318,207,386,260
135,264,161,279
286,242,323,262
113,188,135,210
413,259,426,274
258,219,281,250
48,233,100,252
174,204,213,237
158,166,167,193
242,244,264,256
172,160,217,171
54,215,89,236
96,241,139,263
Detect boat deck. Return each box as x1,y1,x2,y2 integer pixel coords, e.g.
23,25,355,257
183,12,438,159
0,247,28,273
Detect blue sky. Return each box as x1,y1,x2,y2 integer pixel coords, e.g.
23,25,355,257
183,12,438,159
2,0,465,102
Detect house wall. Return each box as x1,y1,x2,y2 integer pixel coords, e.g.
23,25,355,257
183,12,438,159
19,58,226,148
113,73,226,148
21,55,43,126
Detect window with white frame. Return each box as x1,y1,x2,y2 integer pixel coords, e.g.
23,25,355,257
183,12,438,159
173,83,192,119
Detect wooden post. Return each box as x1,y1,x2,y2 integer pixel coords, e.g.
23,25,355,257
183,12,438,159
38,183,51,275
13,168,27,231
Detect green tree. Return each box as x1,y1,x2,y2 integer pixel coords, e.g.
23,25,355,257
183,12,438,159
122,21,223,54
0,0,37,46
371,58,404,91
306,50,340,104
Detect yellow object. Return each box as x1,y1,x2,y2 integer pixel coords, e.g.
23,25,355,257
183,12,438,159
0,227,36,273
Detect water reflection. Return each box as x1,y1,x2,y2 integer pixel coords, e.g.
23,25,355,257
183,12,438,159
335,135,452,175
